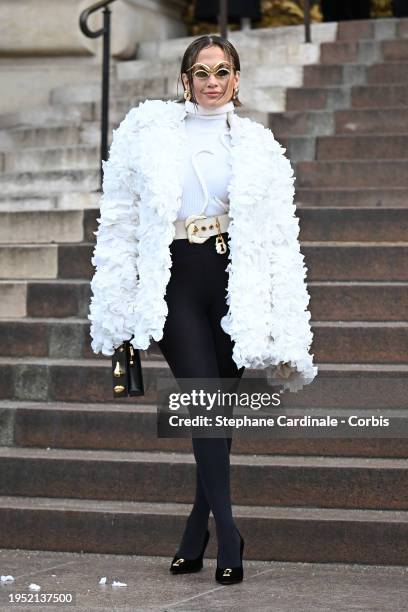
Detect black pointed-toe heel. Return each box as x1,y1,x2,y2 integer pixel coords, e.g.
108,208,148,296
215,528,244,585
170,529,210,574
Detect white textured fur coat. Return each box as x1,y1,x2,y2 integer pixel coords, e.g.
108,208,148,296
88,99,318,392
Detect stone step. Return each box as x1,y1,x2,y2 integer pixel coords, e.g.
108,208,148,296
0,192,100,212
382,38,408,61
0,282,27,317
172,42,319,71
286,84,408,112
3,279,405,321
313,321,408,363
238,86,288,113
0,280,89,318
309,282,408,321
268,110,335,136
0,358,406,407
4,400,407,458
0,242,97,280
66,95,177,126
351,84,408,109
2,145,99,173
3,207,405,248
2,242,406,281
295,188,408,208
0,122,114,152
0,357,163,404
320,38,408,65
320,40,381,65
0,103,95,130
0,169,99,196
0,447,406,511
303,63,367,87
116,59,181,82
298,207,408,241
0,122,112,152
286,86,351,112
0,496,407,563
277,106,408,139
114,80,174,100
337,17,407,41
93,94,176,124
304,60,408,88
297,161,408,188
245,65,304,89
367,62,408,84
304,244,408,281
0,125,82,151
0,245,59,279
0,210,86,244
279,135,317,162
0,211,96,279
0,315,407,363
316,134,408,160
0,196,57,212
49,78,169,106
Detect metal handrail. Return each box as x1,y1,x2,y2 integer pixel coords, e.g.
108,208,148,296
79,0,117,190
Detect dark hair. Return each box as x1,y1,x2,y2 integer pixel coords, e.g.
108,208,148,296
176,35,242,108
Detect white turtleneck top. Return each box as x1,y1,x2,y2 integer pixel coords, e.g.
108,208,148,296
177,99,234,222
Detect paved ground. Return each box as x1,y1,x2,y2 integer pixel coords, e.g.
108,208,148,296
0,549,407,611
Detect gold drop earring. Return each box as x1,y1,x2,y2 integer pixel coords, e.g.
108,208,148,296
184,89,191,101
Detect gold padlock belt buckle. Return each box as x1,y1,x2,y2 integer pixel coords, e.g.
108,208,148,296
183,214,228,254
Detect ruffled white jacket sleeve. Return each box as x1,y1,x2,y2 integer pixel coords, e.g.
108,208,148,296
88,112,141,356
262,129,317,391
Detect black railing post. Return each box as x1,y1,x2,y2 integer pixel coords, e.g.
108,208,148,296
304,0,311,43
79,0,117,191
101,6,111,187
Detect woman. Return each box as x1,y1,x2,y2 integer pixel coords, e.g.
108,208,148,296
88,35,317,585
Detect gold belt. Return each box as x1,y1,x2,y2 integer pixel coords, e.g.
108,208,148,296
173,213,229,254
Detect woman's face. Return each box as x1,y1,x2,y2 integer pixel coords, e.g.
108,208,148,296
182,45,240,109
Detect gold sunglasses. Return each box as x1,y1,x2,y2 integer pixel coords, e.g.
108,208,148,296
187,61,233,80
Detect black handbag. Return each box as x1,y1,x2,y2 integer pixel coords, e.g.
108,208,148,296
111,336,145,397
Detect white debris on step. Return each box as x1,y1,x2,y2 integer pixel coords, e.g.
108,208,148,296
1,575,14,582
98,576,127,587
29,583,41,591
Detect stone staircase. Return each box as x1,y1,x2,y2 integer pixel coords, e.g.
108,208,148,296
0,18,407,565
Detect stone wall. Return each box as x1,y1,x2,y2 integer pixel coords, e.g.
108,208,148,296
0,0,188,114
0,0,189,58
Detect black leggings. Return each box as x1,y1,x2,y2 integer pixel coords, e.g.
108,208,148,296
158,232,244,380
157,232,245,566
